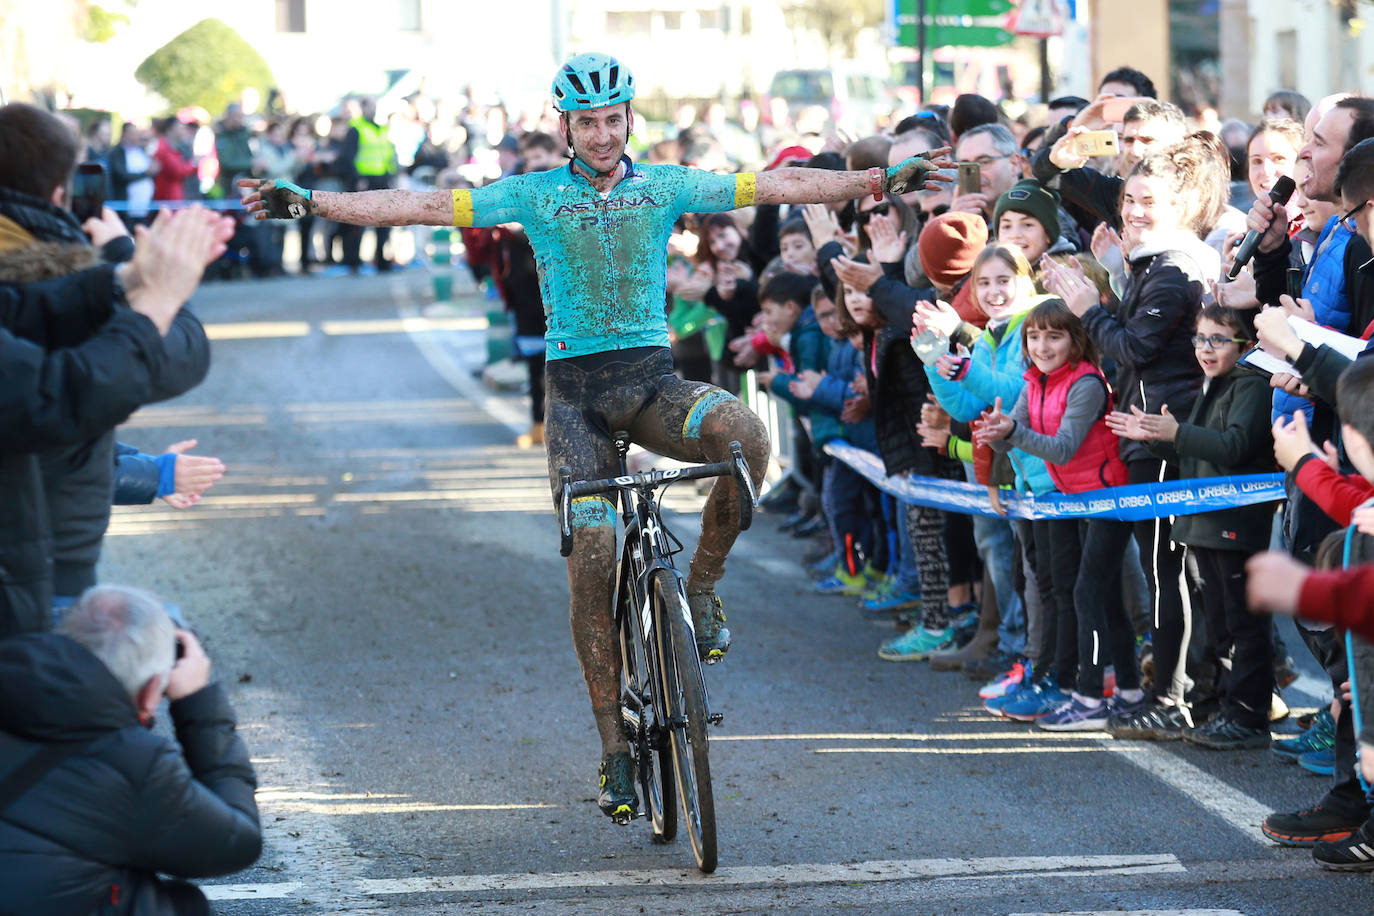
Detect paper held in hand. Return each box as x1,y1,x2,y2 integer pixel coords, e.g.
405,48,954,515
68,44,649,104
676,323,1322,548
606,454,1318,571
1240,314,1368,379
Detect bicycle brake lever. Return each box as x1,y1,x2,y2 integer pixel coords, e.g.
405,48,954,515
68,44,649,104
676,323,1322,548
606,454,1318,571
728,442,758,507
558,467,574,556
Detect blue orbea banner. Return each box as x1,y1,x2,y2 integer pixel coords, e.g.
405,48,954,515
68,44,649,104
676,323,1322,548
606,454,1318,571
823,440,1286,522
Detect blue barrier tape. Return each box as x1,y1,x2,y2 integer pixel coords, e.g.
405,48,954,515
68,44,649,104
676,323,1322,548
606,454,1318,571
823,440,1286,522
105,200,244,211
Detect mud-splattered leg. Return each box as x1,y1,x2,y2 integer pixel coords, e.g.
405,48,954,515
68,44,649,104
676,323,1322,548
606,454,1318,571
563,496,627,756
684,401,770,596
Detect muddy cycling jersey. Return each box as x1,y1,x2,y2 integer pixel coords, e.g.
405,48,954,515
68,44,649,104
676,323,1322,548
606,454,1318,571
449,158,757,360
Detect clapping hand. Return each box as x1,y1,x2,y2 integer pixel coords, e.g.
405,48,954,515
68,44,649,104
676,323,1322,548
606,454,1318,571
917,395,951,449
1271,410,1330,472
802,203,842,250
1090,222,1123,263
1040,255,1101,316
867,210,909,264
913,299,962,339
160,439,225,509
832,254,883,293
789,369,825,400
973,397,1015,445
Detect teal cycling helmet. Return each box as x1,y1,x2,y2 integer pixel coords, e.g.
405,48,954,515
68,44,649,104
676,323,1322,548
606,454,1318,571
552,52,635,111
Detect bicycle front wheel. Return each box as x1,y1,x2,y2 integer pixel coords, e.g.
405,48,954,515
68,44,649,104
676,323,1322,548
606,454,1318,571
651,569,717,872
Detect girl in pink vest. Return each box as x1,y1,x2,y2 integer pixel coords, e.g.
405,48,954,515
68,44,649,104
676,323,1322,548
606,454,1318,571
977,300,1146,730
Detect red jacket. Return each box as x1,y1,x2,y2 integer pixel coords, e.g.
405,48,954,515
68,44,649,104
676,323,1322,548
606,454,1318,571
1024,359,1128,494
152,137,196,202
1294,455,1374,526
1298,564,1374,641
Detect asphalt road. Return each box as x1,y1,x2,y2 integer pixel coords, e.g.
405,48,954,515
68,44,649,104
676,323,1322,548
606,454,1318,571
102,266,1374,915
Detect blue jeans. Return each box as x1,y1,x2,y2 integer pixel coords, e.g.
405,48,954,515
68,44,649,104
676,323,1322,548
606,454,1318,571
964,465,1024,656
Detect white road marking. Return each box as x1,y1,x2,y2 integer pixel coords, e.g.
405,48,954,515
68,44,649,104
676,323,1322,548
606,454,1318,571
204,853,1183,900
392,278,528,435
1011,911,1246,916
1096,739,1272,846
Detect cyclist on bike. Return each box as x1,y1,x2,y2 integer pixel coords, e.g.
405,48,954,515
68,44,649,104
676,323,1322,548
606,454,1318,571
240,52,954,823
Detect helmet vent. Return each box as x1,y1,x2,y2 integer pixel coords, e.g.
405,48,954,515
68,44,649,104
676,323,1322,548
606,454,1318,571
608,65,619,89
589,71,602,92
567,72,587,94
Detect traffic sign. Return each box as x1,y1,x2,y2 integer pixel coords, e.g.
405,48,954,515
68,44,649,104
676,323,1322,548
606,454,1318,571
1009,0,1065,37
927,24,1015,46
893,0,1017,47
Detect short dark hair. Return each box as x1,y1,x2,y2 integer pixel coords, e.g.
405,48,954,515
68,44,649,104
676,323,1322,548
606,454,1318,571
1334,97,1374,155
1197,303,1251,342
1021,299,1100,369
1124,99,1186,130
1100,66,1157,99
777,218,810,244
949,93,1000,139
1337,354,1374,445
519,131,559,155
1047,96,1090,114
1335,137,1374,205
803,151,845,171
760,270,819,308
894,111,951,147
1264,90,1311,124
0,103,81,199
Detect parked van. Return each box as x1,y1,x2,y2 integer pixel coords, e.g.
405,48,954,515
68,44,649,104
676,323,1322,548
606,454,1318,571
764,66,892,134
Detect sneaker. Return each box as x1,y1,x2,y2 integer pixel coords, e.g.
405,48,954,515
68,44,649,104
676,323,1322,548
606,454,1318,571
856,565,891,601
948,603,980,646
688,592,730,663
1183,713,1271,750
1298,747,1337,776
979,660,1030,700
1313,822,1374,870
1274,655,1300,689
877,625,954,662
1105,691,1149,722
1001,677,1070,722
860,586,923,617
813,565,867,596
597,751,638,823
806,550,841,578
1037,693,1110,731
965,651,1020,683
1137,634,1154,689
1262,803,1369,847
1108,702,1192,741
1273,708,1336,763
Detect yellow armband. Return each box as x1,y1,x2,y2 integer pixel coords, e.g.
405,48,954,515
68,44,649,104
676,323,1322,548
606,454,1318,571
451,189,474,227
733,172,757,208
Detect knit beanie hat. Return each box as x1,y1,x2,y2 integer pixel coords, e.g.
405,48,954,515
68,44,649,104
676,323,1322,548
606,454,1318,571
993,179,1061,245
918,212,989,288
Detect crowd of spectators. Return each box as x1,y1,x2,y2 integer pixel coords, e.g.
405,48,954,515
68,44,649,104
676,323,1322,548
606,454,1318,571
461,68,1374,877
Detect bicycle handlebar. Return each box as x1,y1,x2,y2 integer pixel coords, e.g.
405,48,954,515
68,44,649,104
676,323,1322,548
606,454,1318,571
557,441,757,557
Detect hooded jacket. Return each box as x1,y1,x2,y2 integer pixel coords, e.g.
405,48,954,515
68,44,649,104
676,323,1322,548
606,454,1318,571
1081,229,1211,463
0,633,260,915
0,188,210,599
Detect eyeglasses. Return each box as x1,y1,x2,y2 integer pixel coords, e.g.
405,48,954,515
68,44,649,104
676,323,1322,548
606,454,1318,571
857,202,890,225
1339,199,1368,233
1191,334,1247,350
969,153,1012,169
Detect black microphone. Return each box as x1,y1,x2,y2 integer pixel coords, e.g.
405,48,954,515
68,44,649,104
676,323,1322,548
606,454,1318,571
1229,175,1296,279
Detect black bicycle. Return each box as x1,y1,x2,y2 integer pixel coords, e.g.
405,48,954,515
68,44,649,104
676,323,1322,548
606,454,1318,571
558,433,756,873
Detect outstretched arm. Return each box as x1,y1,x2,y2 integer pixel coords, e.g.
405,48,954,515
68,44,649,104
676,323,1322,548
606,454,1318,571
239,179,453,227
753,148,955,206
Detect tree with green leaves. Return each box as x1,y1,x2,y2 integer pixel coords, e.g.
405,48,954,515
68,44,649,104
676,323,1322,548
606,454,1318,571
134,18,275,115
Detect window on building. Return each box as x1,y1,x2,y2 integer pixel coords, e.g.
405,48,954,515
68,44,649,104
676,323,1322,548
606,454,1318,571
1277,30,1297,92
698,8,722,30
741,7,752,35
662,11,682,30
399,0,422,32
275,0,306,32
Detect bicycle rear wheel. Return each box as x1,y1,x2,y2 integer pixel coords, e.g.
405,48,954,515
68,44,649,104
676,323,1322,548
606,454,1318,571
651,569,717,872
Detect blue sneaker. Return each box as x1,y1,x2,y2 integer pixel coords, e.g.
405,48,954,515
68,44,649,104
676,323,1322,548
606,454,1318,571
1001,677,1069,722
877,625,954,661
859,586,923,617
812,565,868,596
807,550,841,579
1036,693,1110,731
1298,747,1337,776
1106,690,1148,722
1273,708,1336,763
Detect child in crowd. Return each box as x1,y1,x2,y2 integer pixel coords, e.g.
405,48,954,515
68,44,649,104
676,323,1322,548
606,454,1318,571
789,286,886,595
978,300,1145,729
1109,304,1277,748
835,272,957,660
919,244,1055,675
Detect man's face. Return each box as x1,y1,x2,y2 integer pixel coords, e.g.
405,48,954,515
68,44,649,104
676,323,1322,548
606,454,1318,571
954,132,1021,203
1119,116,1184,174
522,145,560,172
1341,188,1373,249
561,104,631,175
813,297,841,340
361,99,377,122
1302,107,1356,203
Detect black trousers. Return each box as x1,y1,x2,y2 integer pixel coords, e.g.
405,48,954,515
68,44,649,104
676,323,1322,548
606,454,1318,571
1295,621,1369,817
1033,518,1077,688
1129,458,1190,703
1191,546,1273,728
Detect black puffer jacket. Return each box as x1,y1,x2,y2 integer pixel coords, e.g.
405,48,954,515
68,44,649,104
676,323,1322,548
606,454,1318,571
0,265,172,636
1081,231,1211,463
0,189,210,599
0,633,260,915
865,320,957,479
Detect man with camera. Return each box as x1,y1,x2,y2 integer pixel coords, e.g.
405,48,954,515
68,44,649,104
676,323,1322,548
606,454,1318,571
0,585,261,914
